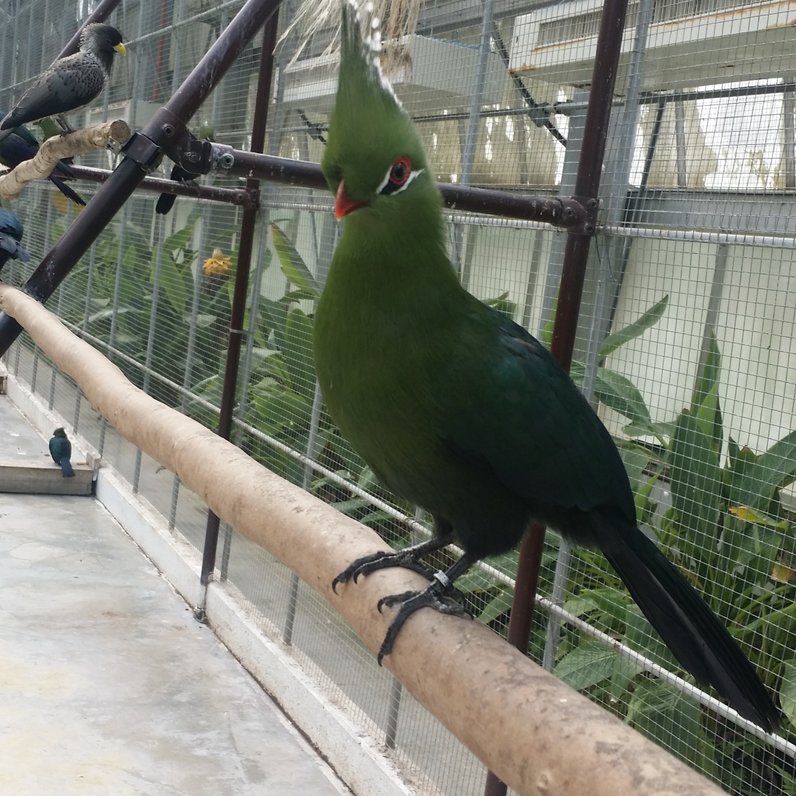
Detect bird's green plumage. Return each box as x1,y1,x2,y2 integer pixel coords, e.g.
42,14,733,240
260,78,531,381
321,5,427,201
316,0,778,728
316,1,633,555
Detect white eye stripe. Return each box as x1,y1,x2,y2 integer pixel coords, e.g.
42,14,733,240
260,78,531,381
376,166,425,196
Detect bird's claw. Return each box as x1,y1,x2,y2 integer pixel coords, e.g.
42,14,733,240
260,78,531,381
375,575,472,665
331,549,437,594
377,590,417,613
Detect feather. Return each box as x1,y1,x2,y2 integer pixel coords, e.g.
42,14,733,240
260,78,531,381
280,0,418,74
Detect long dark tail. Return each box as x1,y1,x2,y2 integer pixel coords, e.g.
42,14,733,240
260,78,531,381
49,175,86,206
53,159,76,180
59,457,75,478
594,511,779,730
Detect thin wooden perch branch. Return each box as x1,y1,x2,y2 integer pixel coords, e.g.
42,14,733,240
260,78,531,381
0,120,131,201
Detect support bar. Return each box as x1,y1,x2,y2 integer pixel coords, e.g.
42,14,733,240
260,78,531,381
66,164,253,207
174,150,591,230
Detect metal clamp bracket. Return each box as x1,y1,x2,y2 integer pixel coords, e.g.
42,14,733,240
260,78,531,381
121,132,163,172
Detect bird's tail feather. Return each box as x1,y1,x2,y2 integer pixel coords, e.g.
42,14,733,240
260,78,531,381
59,458,75,478
595,511,779,730
50,175,86,206
53,159,77,180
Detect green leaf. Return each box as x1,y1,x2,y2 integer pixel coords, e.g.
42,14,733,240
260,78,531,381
257,351,291,384
282,306,316,399
599,294,669,358
477,587,514,625
270,223,320,297
626,679,716,776
691,332,721,412
252,384,313,437
483,291,516,317
563,593,600,616
259,298,289,349
571,362,654,433
157,251,187,316
727,430,796,513
539,296,557,349
163,222,196,257
780,658,796,727
616,441,653,495
595,368,653,429
692,380,723,452
193,313,217,329
608,653,643,701
690,334,723,448
86,306,142,325
668,409,721,560
555,643,616,690
722,513,783,577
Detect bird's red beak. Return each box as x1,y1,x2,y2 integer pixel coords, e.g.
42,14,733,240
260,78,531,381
335,180,366,220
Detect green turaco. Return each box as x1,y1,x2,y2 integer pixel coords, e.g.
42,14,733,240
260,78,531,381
313,0,779,730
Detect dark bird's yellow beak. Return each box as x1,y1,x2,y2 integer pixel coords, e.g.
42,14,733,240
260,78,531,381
114,42,127,56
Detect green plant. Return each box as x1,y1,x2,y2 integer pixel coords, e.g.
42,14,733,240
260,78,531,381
556,334,796,792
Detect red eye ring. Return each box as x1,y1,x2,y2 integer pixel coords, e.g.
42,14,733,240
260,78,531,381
388,156,411,187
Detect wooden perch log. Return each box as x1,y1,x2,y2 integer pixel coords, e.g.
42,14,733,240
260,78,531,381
0,284,726,796
0,120,131,201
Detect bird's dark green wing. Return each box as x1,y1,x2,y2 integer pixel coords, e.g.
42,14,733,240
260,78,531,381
443,308,635,523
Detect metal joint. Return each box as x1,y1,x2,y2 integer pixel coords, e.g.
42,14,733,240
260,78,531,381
244,186,260,209
527,103,553,128
570,195,600,235
210,144,236,171
156,110,215,175
121,132,163,172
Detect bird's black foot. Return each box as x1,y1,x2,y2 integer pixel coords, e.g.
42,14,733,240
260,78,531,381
331,548,437,593
331,532,456,593
375,571,472,664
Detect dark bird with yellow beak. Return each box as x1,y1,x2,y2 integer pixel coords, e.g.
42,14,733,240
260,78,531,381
0,23,126,140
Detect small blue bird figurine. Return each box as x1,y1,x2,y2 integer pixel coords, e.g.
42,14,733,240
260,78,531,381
48,427,75,477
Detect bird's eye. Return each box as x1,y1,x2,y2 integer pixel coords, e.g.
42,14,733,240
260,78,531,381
380,156,413,195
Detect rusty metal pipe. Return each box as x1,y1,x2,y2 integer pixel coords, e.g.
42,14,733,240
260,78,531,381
221,151,589,230
200,9,279,585
486,0,631,792
66,164,254,206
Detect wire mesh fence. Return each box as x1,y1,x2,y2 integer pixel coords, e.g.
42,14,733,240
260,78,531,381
2,0,796,793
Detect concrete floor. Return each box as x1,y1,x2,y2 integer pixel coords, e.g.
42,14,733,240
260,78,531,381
1,353,491,796
0,467,350,793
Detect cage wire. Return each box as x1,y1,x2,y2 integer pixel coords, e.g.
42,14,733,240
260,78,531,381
2,0,796,794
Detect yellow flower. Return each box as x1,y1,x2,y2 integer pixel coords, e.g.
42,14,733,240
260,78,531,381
203,248,231,277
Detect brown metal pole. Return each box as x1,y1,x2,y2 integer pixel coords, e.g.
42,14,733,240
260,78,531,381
200,10,280,585
66,164,254,206
215,150,590,230
483,0,630,792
